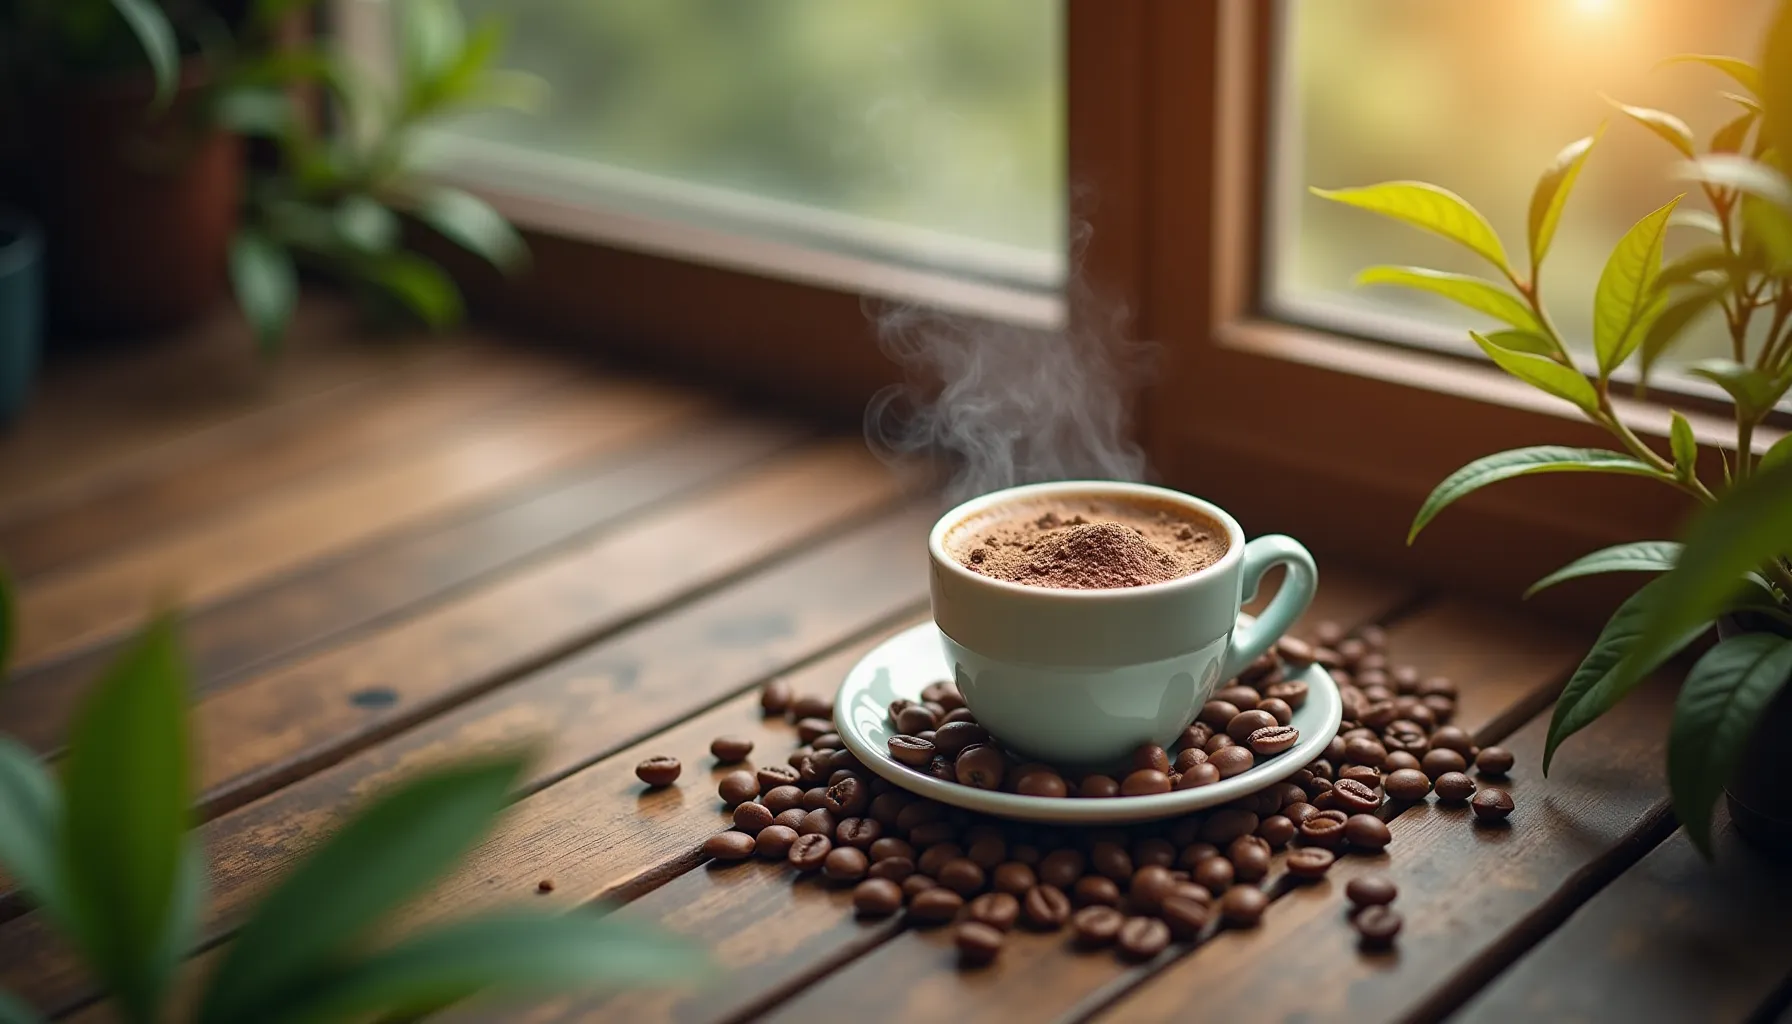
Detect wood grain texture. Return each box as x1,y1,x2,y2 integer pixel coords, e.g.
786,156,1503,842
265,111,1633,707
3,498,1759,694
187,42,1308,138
1454,818,1792,1024
0,345,569,579
509,567,1416,1024
10,379,711,669
0,415,806,754
0,505,933,1016
1093,681,1678,1024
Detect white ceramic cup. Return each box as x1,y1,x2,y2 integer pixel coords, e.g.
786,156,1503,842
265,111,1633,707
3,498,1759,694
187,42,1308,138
928,480,1318,767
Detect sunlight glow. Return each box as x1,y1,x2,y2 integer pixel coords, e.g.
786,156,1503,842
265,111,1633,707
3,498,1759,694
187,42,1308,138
1571,0,1617,17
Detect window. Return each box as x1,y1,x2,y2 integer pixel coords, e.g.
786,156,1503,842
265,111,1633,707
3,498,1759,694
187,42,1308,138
1270,0,1775,381
334,0,1065,314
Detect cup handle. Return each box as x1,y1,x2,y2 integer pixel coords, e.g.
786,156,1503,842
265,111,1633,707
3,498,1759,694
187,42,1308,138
1219,535,1318,681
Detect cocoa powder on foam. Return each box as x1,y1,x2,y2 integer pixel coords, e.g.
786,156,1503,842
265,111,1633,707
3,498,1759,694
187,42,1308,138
949,499,1227,589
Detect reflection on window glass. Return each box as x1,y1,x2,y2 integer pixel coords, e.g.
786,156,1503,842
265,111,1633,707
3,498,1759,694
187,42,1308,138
1274,0,1773,373
430,0,1063,265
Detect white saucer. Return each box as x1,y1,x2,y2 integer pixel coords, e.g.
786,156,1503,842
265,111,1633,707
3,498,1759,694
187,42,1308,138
833,620,1342,824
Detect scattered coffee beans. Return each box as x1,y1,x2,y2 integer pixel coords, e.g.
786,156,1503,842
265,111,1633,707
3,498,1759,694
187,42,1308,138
1434,771,1477,804
1345,874,1398,908
760,679,793,715
1117,916,1171,960
908,887,965,924
1354,905,1403,949
854,878,903,916
536,878,555,893
968,892,1021,931
1285,846,1336,880
1344,814,1392,851
704,831,755,861
710,736,754,763
955,921,1005,966
1471,787,1515,821
1384,768,1431,801
1021,885,1072,929
1072,905,1126,947
1220,885,1268,927
1476,746,1515,777
717,771,759,807
635,756,681,787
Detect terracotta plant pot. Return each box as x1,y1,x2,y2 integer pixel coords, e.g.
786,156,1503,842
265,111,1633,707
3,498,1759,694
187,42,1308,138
36,60,241,336
1720,615,1792,860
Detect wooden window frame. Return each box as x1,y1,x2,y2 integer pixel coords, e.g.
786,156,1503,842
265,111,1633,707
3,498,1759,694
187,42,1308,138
426,0,1781,622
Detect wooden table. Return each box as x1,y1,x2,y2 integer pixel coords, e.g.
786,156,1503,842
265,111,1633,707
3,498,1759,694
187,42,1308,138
2,314,1789,1023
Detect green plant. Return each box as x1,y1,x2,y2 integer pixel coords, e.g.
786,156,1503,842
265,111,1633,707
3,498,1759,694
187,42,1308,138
228,0,542,349
1313,7,1792,855
0,567,701,1023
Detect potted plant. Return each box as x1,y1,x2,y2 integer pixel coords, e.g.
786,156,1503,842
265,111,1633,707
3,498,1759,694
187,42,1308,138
1312,5,1792,857
0,566,703,1022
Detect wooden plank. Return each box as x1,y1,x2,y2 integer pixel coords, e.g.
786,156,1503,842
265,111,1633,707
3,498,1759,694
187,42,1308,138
747,597,1588,1024
488,568,1418,1024
0,415,806,754
1090,687,1676,1023
1453,817,1792,1024
0,505,934,1016
8,379,709,669
0,346,570,579
0,299,440,517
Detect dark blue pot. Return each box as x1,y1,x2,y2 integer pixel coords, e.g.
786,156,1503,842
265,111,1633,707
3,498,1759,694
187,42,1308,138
0,207,44,424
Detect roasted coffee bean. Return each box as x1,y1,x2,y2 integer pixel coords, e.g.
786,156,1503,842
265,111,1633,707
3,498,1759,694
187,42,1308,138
903,874,939,899
773,808,807,831
733,801,775,835
1214,685,1262,709
1228,835,1272,882
795,757,826,786
1384,750,1424,773
1331,778,1382,814
800,786,830,811
1120,769,1172,796
1472,787,1515,821
1299,809,1350,848
1338,765,1382,788
925,756,957,781
710,736,754,763
1313,646,1345,669
1127,743,1170,774
933,720,988,757
908,887,965,924
1209,745,1255,779
1257,814,1297,850
917,842,965,877
1241,649,1281,682
825,776,870,816
823,846,869,883
794,717,834,742
955,745,1006,790
1248,725,1300,755
1282,801,1319,827
811,733,844,751
954,921,1005,966
1117,916,1171,959
1158,894,1211,939
939,706,977,725
836,817,882,848
1199,700,1242,728
1200,808,1258,845
1072,905,1126,947
1346,873,1398,907
827,769,858,788
1020,884,1072,929
895,800,943,833
1424,694,1458,722
1421,748,1469,780
1070,773,1117,798
717,771,759,807
1265,679,1310,709
1090,840,1134,881
1205,732,1237,755
1219,885,1268,927
1227,709,1279,743
1277,635,1316,664
1476,746,1515,777
870,837,916,863
984,860,1035,896
1014,767,1069,798
635,756,682,787
1132,837,1177,871
1418,676,1458,699
1172,747,1209,773
760,679,793,714
1192,854,1234,893
1343,736,1388,768
1389,664,1419,693
921,680,965,709
749,823,796,860
791,694,834,721
853,877,904,917
1178,841,1219,870
756,764,800,790
1074,874,1122,907
1253,696,1295,726
1384,768,1431,801
966,891,1021,931
962,828,1005,867
1129,864,1177,911
798,808,838,837
761,785,804,814
1361,686,1396,705
1313,620,1346,647
866,793,907,828
1345,814,1392,851
1434,771,1477,804
1176,763,1221,789
704,830,756,861
869,856,915,882
1404,702,1441,732
895,704,938,734
1285,845,1336,880
888,734,936,768
1355,905,1404,948
1180,722,1214,749
1429,725,1474,756
937,857,987,896
908,821,957,848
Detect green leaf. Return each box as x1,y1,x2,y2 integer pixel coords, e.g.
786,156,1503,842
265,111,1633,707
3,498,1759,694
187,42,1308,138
409,14,505,113
1543,576,1708,773
1741,192,1792,272
1594,195,1683,376
58,613,192,1021
107,0,179,109
196,754,530,1024
333,196,400,254
1605,96,1696,158
1639,287,1723,385
413,188,528,272
1669,634,1792,855
1528,130,1600,271
1762,432,1792,472
1670,411,1699,482
261,911,705,1024
359,253,465,329
1471,330,1600,410
1669,209,1726,236
1410,446,1662,543
212,86,295,137
458,69,550,114
1661,54,1762,95
1618,459,1792,704
1711,109,1759,155
1478,329,1557,357
229,231,298,353
1310,182,1510,273
1353,266,1538,331
149,837,206,1008
402,0,466,93
1526,541,1683,598
0,738,65,923
1655,246,1734,292
1722,90,1764,113
0,989,45,1024
1675,154,1792,205
1687,358,1780,419
249,0,319,32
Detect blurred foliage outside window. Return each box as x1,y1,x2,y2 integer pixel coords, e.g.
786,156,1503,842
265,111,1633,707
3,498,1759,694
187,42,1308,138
1277,0,1777,383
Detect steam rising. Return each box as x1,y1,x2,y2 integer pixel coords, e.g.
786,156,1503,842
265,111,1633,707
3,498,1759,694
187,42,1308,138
864,261,1154,501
